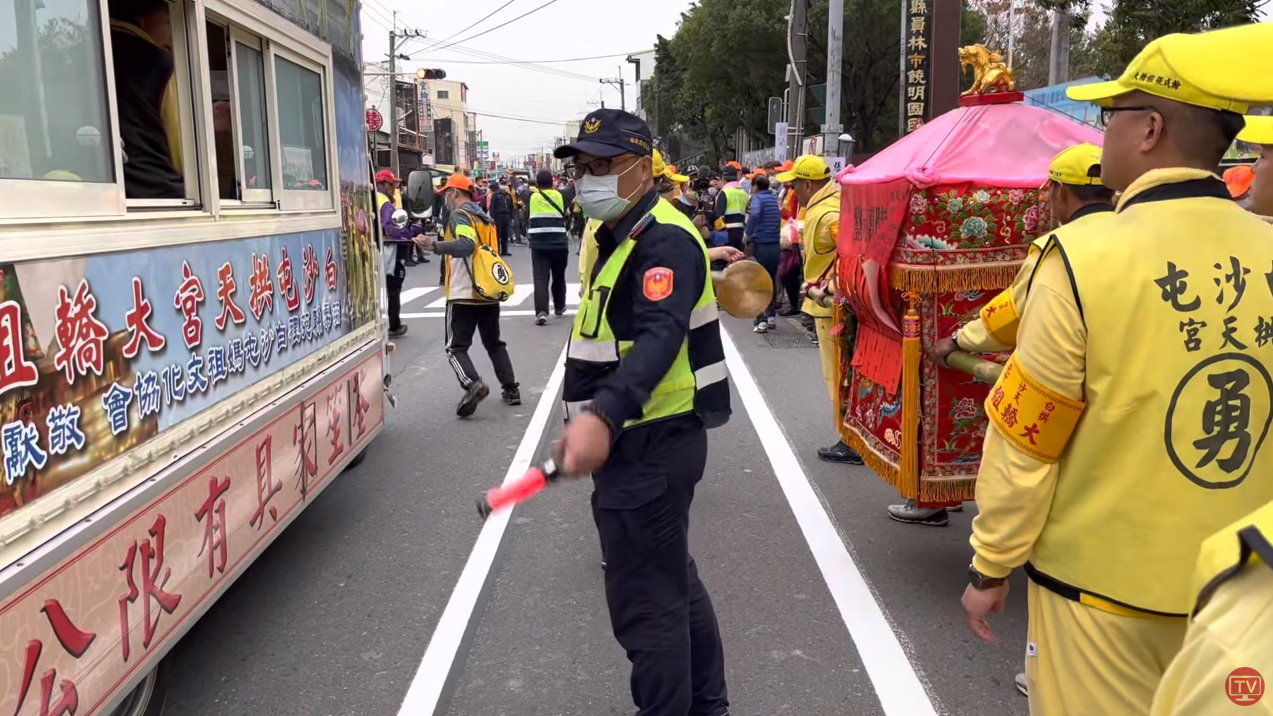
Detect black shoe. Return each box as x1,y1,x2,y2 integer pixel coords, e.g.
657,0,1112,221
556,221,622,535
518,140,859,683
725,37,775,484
502,386,521,405
535,313,548,326
778,307,801,317
817,441,864,465
421,256,431,263
457,380,489,417
553,307,565,316
389,325,408,338
405,258,418,266
886,500,950,527
501,251,512,256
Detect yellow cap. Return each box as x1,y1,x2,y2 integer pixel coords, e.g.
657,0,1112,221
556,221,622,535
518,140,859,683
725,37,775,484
652,149,689,183
1067,24,1273,113
775,154,831,183
1046,142,1103,186
1238,115,1273,144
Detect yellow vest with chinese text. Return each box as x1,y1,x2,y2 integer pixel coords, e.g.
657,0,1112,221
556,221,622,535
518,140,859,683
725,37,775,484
1027,169,1273,615
800,181,842,318
564,200,730,431
723,186,748,229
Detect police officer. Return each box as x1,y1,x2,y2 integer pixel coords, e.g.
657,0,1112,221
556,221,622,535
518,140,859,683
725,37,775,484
714,167,749,250
898,143,1115,528
528,169,571,325
552,109,731,716
962,23,1273,713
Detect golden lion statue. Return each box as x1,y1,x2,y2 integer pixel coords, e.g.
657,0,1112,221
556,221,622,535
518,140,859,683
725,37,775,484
959,44,1016,96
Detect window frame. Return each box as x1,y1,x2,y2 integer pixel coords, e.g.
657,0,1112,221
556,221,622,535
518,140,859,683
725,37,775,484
269,44,335,212
212,26,275,207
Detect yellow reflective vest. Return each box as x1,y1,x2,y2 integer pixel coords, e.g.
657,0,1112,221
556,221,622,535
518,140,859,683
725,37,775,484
722,186,748,229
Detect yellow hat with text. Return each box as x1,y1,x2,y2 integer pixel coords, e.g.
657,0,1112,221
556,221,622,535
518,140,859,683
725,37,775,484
775,154,831,183
1238,115,1273,144
652,149,689,183
1067,23,1273,113
1047,142,1103,186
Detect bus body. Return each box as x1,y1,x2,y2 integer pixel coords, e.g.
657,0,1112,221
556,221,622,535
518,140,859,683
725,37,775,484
0,0,385,711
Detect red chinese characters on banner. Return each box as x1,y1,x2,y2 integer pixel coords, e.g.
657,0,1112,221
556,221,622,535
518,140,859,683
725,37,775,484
13,601,96,716
195,476,230,578
118,515,182,662
293,400,318,498
0,300,38,398
325,389,344,466
122,277,167,360
349,371,370,441
302,244,320,305
249,438,281,529
277,248,300,313
214,262,247,331
53,280,109,385
173,262,206,350
248,253,275,320
325,247,339,290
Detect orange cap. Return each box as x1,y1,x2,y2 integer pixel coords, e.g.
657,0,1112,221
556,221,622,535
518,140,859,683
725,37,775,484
437,172,475,195
1223,164,1255,199
726,160,742,170
778,160,795,172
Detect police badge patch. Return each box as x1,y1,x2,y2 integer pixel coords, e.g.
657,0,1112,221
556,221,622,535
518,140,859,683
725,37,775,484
643,267,674,301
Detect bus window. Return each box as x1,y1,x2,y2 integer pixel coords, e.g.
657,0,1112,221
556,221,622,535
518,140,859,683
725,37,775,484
107,0,195,202
234,39,271,201
206,20,235,200
274,55,328,199
0,0,115,184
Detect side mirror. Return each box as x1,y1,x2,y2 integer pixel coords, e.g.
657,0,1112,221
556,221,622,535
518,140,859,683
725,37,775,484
406,170,435,218
391,208,409,228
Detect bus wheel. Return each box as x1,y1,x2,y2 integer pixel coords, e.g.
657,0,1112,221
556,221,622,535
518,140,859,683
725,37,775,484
343,447,369,472
108,661,167,716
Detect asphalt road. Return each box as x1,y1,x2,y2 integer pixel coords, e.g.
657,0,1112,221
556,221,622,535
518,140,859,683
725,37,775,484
163,240,1030,715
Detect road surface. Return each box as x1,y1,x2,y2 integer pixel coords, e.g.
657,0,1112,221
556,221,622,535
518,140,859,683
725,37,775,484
163,243,1030,715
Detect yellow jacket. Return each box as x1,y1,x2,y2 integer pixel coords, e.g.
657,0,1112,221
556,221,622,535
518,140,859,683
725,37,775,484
800,180,842,318
1151,501,1273,714
955,204,1113,353
971,168,1273,616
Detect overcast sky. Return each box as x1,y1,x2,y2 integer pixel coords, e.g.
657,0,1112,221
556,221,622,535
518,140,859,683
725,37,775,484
359,0,694,161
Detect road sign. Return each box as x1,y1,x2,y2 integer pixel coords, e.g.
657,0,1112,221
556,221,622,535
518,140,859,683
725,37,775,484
774,122,788,163
827,156,847,175
365,108,383,132
767,97,784,134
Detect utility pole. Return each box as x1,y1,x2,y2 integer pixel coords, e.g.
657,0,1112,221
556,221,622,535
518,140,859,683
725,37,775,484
1048,7,1071,85
600,68,626,111
820,0,844,158
388,12,399,176
785,0,808,159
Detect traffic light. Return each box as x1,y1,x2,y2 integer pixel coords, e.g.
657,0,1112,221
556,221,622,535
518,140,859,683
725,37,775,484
415,68,447,80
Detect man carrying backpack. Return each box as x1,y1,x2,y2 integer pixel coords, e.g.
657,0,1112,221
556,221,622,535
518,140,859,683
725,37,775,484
528,169,571,325
426,172,521,416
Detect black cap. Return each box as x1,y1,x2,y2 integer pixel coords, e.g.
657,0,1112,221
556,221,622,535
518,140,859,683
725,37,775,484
554,109,653,159
722,167,739,181
536,169,553,187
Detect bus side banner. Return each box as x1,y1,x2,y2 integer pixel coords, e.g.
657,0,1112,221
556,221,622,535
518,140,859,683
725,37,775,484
0,227,377,521
0,352,383,714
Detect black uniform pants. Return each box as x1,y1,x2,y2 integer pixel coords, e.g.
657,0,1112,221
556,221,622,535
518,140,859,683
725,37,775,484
531,247,569,316
494,214,512,255
386,261,406,331
444,302,517,390
591,417,728,716
725,228,745,252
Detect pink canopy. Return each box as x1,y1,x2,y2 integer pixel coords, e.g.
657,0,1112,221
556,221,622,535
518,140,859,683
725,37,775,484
838,101,1104,189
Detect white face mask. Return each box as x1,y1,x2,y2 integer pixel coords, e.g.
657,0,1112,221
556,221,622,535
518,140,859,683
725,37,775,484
707,186,719,197
578,159,643,221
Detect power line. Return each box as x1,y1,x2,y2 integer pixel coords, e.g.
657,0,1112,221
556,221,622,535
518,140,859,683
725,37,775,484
360,7,393,32
443,44,599,83
426,0,562,55
412,1,517,56
408,51,641,64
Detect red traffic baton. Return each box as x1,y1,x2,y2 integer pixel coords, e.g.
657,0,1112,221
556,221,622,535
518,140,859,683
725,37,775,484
476,459,562,519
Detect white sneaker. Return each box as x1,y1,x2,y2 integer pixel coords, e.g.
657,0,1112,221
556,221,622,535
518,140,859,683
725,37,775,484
1014,672,1028,696
766,316,777,329
753,323,768,334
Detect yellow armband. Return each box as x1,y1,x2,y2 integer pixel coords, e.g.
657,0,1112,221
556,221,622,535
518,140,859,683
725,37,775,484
985,354,1085,463
979,289,1019,347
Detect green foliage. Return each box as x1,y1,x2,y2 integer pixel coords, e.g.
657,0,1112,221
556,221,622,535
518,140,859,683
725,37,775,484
1090,0,1267,76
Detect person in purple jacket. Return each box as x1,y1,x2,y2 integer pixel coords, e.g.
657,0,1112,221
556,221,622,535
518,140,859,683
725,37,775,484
375,169,422,338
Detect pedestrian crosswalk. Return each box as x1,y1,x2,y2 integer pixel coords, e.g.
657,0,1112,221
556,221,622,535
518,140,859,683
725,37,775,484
401,284,582,317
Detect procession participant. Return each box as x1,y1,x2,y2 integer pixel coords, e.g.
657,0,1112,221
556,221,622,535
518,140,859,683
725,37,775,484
777,154,864,465
1238,115,1273,219
961,23,1273,714
1150,500,1273,715
714,167,749,250
552,108,731,716
374,169,421,339
893,143,1115,527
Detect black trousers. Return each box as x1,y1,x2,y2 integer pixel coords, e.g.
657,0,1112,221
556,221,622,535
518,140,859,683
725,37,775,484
725,228,745,252
750,241,780,322
494,214,512,255
591,417,728,716
531,247,569,316
444,302,517,390
386,263,406,331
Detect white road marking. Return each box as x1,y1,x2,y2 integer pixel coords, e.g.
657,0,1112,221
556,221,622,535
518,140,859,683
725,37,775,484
720,329,938,716
401,287,440,305
397,342,568,716
403,309,578,319
424,284,581,309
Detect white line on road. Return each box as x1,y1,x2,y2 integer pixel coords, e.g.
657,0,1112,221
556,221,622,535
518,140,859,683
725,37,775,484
720,330,938,716
403,309,578,319
401,287,440,305
397,342,568,716
424,284,582,309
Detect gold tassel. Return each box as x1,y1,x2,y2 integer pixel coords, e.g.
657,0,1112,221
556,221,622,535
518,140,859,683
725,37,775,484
900,292,921,500
888,261,1023,292
918,474,979,505
838,424,913,499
